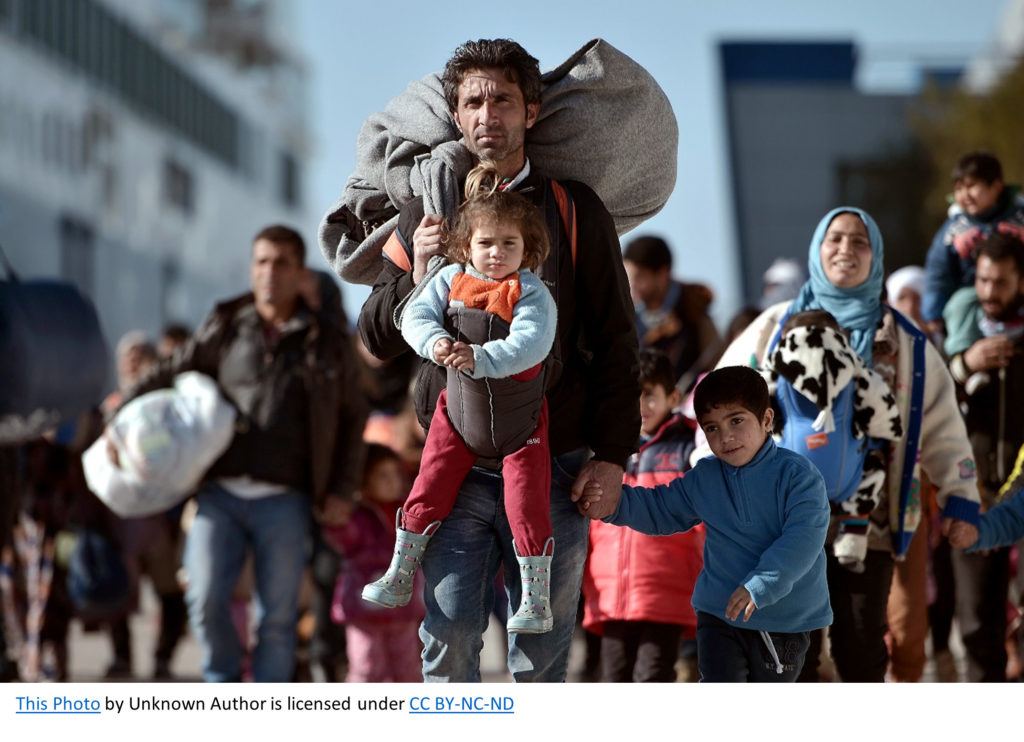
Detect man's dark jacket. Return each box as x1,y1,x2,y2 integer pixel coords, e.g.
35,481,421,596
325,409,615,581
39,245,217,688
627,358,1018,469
124,294,367,507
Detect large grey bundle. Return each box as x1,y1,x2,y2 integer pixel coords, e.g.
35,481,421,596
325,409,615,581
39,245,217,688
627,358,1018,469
319,38,678,286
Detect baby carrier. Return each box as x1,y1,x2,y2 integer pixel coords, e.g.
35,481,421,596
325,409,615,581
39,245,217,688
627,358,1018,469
765,319,902,506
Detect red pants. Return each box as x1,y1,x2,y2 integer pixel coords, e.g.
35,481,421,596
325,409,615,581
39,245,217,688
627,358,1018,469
403,389,552,556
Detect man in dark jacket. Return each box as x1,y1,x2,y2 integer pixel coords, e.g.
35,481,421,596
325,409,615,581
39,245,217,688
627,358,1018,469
121,225,367,682
943,231,1024,682
356,39,640,682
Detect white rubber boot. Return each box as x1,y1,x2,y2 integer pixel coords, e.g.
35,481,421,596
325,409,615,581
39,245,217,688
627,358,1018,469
507,537,554,634
361,513,440,608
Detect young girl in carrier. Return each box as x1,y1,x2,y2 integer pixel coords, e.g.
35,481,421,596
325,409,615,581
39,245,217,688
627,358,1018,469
361,164,558,634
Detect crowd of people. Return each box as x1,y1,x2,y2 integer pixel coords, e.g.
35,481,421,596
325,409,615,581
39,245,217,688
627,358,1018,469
2,38,1023,684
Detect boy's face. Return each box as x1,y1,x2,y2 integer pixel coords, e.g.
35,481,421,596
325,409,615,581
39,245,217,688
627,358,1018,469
640,382,681,437
698,403,773,468
954,175,1003,217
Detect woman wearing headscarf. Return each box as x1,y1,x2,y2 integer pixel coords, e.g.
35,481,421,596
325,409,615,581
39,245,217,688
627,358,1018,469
713,207,981,682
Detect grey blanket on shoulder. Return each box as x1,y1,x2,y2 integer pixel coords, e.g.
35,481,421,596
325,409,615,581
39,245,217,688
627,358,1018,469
318,38,678,285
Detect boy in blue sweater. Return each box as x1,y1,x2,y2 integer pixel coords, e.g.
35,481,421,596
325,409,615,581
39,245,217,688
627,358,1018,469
578,365,832,681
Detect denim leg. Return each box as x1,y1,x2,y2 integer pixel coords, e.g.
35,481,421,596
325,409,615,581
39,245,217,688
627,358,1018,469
419,448,589,682
505,449,589,682
419,468,504,682
184,483,248,682
249,492,310,682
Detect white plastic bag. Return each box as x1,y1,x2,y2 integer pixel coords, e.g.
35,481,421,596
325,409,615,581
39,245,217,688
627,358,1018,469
82,372,236,517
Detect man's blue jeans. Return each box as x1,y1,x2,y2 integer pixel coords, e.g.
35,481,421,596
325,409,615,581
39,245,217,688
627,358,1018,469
183,482,310,682
419,448,590,682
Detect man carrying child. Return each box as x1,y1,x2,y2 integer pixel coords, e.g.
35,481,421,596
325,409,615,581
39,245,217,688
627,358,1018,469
356,38,639,682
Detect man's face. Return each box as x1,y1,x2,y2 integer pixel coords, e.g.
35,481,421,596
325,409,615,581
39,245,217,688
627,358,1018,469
452,67,538,175
975,254,1022,321
623,260,671,308
954,175,1003,217
250,238,303,314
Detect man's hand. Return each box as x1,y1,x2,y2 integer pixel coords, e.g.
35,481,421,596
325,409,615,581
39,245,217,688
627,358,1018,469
570,460,624,519
412,214,446,285
726,586,756,622
942,516,979,550
963,335,1013,373
433,338,453,364
317,495,354,527
442,341,475,373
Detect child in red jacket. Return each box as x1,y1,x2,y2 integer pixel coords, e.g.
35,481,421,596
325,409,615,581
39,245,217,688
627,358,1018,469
582,349,704,681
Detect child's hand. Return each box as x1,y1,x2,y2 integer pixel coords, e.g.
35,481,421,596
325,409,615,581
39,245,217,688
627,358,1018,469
570,461,624,519
726,586,756,622
943,517,979,550
576,480,604,517
433,338,453,364
443,341,475,373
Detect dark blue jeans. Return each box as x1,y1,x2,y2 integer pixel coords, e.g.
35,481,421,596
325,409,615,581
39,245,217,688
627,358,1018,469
696,611,809,682
183,482,311,682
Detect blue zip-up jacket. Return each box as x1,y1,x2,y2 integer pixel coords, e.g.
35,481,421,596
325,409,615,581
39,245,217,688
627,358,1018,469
605,437,833,633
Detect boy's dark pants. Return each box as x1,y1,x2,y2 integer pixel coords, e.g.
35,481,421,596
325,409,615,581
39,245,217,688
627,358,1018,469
696,611,809,682
600,620,682,682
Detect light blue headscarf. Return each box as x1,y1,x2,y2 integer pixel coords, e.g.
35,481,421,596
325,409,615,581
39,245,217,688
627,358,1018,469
788,206,885,367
